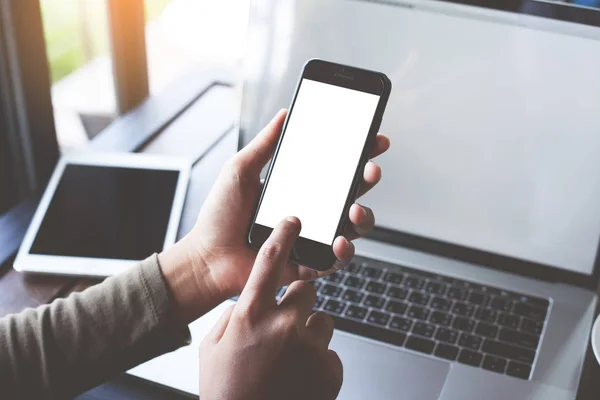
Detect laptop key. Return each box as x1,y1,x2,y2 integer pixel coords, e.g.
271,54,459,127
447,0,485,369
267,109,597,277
498,328,539,349
408,291,431,306
479,285,501,296
447,286,469,301
344,276,366,289
342,289,364,304
346,262,362,274
425,281,447,295
412,322,435,338
434,343,459,361
364,295,385,309
506,361,532,380
406,336,436,354
482,355,508,374
431,274,455,284
404,276,425,290
323,272,344,284
332,316,406,348
468,291,489,306
475,322,499,339
324,300,346,314
361,266,382,279
513,303,546,322
458,349,483,367
498,313,520,329
475,308,498,324
520,318,543,335
452,302,475,317
435,327,458,344
385,300,408,315
321,284,342,297
407,305,430,321
386,285,408,300
430,311,453,326
384,271,404,285
367,310,391,326
345,305,368,320
365,281,387,294
481,340,535,364
390,316,413,332
518,295,550,309
458,333,482,350
314,295,325,309
489,296,513,312
452,317,475,332
454,280,480,290
430,297,452,311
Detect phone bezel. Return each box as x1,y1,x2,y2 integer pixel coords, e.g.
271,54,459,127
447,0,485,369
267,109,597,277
248,59,391,271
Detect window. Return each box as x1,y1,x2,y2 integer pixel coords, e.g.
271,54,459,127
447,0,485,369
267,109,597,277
144,0,250,94
1,0,248,216
41,0,116,151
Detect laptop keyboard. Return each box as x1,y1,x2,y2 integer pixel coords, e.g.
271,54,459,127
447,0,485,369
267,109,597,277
275,255,551,380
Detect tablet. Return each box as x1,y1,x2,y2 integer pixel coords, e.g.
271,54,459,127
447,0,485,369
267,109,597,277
14,153,190,277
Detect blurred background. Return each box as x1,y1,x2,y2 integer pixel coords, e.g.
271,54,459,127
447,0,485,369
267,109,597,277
41,0,249,149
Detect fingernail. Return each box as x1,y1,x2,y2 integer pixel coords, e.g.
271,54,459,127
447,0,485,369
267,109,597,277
286,216,301,226
360,206,368,218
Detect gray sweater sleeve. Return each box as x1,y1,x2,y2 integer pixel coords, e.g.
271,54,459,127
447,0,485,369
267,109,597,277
0,254,191,400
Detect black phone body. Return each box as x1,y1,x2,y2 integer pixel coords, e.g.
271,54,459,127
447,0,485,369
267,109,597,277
248,59,391,271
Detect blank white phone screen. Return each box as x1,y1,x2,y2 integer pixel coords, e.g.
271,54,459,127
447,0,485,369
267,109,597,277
256,78,380,245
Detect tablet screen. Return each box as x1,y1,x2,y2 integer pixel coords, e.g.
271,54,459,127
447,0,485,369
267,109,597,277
29,164,180,260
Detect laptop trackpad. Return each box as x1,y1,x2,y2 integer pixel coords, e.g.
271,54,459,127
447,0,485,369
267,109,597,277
331,331,450,400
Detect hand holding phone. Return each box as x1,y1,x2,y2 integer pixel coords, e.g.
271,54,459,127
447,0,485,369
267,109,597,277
248,59,392,270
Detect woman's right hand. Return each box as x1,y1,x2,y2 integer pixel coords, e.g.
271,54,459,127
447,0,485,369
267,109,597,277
199,217,343,400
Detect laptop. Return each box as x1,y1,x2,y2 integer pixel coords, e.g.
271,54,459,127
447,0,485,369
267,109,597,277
130,0,600,398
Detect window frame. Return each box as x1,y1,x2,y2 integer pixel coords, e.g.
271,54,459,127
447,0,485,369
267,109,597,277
107,0,150,114
0,0,59,208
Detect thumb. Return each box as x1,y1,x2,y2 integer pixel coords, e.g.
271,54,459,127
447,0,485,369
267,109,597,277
236,109,287,173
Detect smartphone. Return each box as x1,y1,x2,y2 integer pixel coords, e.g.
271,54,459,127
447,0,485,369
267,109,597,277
248,59,391,271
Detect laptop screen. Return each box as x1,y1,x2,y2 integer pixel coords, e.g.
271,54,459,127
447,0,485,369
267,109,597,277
239,0,600,275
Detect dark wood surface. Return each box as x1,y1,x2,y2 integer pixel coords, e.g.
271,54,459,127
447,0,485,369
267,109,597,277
0,196,38,266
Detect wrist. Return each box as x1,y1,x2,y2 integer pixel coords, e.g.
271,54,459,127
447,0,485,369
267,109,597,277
158,237,229,326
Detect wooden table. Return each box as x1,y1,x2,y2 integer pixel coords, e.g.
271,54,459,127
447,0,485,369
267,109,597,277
1,67,599,399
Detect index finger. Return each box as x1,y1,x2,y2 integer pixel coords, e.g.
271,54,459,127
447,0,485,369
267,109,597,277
238,217,301,308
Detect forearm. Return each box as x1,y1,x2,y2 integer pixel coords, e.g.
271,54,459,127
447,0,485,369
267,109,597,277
0,255,190,399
